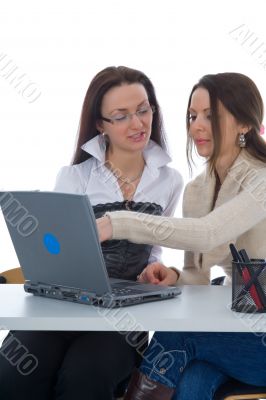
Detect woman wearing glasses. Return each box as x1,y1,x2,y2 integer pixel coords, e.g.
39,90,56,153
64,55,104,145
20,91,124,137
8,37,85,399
0,66,182,400
97,72,266,399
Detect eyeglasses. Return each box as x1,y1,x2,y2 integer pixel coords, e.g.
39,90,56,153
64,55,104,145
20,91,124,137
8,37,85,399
101,104,155,125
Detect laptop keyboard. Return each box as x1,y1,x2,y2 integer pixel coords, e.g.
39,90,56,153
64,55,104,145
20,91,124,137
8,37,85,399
111,282,146,296
111,287,145,295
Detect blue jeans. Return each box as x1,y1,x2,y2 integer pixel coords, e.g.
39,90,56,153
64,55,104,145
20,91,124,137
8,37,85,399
139,332,266,400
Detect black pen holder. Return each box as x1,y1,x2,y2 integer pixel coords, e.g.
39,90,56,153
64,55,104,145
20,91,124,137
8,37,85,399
232,259,266,313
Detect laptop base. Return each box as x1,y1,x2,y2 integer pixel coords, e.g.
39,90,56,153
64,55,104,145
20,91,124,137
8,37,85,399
24,281,180,308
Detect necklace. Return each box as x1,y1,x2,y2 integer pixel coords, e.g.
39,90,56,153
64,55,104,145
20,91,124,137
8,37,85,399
115,171,143,184
105,159,145,200
105,161,145,185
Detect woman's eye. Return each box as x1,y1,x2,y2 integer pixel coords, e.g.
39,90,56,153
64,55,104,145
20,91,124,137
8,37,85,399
114,115,127,121
206,114,212,120
189,115,196,121
137,108,148,115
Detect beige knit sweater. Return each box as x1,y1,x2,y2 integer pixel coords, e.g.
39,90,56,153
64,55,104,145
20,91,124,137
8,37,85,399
107,150,266,285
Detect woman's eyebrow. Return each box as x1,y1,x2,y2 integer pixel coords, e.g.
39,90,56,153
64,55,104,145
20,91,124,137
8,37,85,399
188,107,211,112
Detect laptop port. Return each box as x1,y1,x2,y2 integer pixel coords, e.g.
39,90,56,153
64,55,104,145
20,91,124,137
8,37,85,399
27,288,38,294
62,291,77,299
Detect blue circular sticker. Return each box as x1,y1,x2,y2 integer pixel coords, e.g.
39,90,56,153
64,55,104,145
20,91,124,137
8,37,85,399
43,233,60,255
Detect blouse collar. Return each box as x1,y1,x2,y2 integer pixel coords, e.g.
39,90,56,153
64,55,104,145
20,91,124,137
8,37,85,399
81,135,172,169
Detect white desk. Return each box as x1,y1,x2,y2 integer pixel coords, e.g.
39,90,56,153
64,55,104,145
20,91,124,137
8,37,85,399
0,285,266,332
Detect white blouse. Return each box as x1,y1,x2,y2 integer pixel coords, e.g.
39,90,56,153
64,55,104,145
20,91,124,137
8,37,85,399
54,136,183,264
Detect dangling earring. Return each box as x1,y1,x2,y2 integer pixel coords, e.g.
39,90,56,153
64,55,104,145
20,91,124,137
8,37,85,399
99,132,107,151
238,133,246,148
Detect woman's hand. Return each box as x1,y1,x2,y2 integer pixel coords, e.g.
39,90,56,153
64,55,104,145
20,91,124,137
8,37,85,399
96,216,113,242
137,262,179,286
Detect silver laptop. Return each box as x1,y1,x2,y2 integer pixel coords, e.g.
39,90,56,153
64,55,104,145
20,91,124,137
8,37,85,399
0,191,181,308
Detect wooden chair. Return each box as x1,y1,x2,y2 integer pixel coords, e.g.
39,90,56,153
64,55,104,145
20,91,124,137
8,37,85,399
0,267,25,283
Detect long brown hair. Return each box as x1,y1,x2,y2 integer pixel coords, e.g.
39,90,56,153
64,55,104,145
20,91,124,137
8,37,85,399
72,66,168,164
186,72,266,174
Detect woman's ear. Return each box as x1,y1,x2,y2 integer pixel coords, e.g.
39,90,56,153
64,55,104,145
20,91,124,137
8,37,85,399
96,120,103,134
239,123,252,134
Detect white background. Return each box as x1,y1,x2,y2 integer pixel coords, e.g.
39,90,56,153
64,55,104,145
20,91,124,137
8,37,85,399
0,0,266,274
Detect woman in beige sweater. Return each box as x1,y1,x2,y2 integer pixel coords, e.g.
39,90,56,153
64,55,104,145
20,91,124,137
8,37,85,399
97,73,266,399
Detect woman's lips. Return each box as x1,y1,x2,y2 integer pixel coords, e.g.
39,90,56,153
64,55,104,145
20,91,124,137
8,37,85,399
195,139,210,145
128,132,146,142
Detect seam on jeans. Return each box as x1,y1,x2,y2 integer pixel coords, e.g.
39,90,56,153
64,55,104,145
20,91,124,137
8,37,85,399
141,366,175,388
148,350,187,387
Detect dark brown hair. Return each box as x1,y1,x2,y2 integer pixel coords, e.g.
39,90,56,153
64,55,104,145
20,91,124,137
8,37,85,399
186,72,266,174
72,66,168,164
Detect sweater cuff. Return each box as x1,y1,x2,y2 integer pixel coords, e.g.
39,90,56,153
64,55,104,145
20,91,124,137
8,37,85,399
105,211,128,240
177,268,210,285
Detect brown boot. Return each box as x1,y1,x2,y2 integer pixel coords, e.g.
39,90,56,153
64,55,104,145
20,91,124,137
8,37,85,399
124,369,175,400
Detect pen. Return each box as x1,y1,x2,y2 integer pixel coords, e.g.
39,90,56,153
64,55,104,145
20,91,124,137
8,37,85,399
229,243,243,276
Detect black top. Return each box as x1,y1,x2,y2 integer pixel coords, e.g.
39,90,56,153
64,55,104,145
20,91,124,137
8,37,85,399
93,201,163,280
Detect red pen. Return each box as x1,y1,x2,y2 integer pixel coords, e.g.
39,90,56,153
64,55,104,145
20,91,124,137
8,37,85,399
239,249,264,311
241,268,263,310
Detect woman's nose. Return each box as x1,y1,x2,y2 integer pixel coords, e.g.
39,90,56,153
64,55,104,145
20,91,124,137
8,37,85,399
193,115,206,131
129,113,144,129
